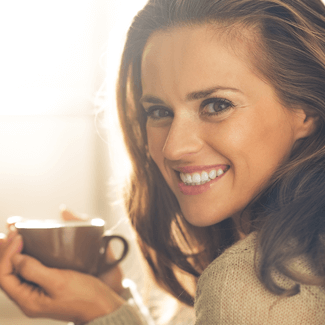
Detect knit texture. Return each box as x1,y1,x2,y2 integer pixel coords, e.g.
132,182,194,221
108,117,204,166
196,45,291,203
194,232,325,324
87,303,145,325
87,232,325,324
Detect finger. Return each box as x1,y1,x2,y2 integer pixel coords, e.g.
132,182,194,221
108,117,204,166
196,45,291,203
11,254,60,294
2,253,52,318
106,246,118,264
59,205,88,221
0,233,9,255
7,228,18,241
0,232,21,257
0,235,24,291
0,234,23,271
7,216,24,230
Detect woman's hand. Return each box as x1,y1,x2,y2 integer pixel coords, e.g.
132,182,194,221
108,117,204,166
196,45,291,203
60,207,125,295
0,230,125,324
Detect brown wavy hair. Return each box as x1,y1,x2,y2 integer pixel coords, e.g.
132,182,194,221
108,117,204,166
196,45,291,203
116,0,325,306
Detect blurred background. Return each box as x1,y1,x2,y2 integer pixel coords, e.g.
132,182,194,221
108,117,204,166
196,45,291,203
0,0,148,324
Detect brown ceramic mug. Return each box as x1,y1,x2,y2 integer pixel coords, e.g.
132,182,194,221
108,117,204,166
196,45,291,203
15,218,128,275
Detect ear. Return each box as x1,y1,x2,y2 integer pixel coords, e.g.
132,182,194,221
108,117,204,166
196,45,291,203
292,108,319,141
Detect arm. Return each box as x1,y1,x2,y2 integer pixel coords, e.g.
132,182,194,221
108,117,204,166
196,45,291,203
86,279,155,325
85,303,146,325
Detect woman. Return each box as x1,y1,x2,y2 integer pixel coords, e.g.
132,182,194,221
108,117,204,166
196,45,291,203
0,0,325,324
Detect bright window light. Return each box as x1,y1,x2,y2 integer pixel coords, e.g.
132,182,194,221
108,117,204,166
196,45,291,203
0,0,102,115
103,0,148,184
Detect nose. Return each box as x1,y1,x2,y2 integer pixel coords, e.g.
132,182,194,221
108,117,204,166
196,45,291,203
162,116,204,161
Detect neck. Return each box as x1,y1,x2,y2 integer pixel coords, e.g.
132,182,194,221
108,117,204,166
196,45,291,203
231,210,251,240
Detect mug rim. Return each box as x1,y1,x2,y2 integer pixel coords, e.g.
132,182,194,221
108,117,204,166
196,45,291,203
15,218,105,229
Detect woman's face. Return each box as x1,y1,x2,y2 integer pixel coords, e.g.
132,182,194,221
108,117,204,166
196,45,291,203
141,25,308,228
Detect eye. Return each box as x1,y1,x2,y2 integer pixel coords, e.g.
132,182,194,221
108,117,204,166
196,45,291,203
145,106,173,120
201,98,234,116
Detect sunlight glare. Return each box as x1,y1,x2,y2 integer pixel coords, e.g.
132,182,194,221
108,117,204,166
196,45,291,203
103,0,148,185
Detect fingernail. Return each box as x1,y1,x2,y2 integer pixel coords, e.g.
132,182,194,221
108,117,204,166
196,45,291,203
9,225,16,232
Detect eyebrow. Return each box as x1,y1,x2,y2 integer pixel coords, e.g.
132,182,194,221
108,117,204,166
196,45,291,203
139,86,241,105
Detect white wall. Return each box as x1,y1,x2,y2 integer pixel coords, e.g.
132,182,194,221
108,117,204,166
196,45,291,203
0,0,111,228
0,0,148,324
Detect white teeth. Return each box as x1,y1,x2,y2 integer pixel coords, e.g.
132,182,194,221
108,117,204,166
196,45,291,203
217,168,224,177
201,171,209,183
208,169,217,180
180,173,187,183
192,173,201,184
185,174,192,184
180,168,227,186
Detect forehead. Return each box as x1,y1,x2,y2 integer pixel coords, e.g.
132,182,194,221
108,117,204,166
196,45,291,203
141,24,260,99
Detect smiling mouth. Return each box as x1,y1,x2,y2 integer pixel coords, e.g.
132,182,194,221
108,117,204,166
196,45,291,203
178,166,230,186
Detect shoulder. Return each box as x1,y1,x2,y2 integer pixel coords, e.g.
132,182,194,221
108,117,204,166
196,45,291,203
194,232,258,323
197,231,257,285
194,232,325,325
196,231,257,292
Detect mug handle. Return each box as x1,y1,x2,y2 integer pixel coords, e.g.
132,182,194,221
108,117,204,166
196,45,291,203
96,234,129,276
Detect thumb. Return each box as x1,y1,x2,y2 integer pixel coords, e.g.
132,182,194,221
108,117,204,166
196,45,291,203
12,254,58,294
0,235,25,299
0,234,23,277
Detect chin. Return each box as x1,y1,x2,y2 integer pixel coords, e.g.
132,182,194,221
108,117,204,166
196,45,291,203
181,208,229,228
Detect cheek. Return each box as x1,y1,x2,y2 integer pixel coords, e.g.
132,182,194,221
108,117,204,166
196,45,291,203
210,111,294,182
146,126,168,164
221,108,293,157
237,124,294,197
206,118,253,163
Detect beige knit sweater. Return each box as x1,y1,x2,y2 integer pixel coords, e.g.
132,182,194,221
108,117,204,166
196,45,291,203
87,232,325,325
